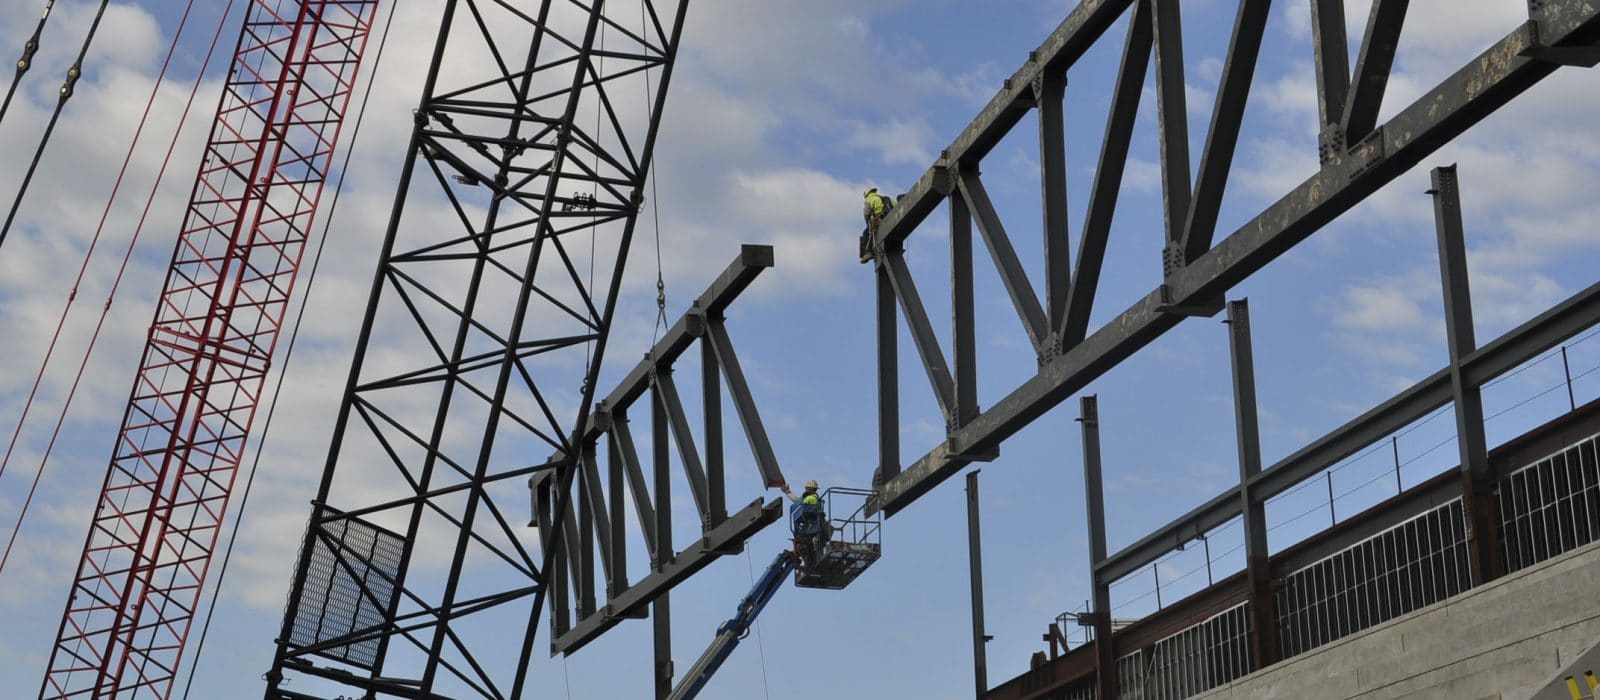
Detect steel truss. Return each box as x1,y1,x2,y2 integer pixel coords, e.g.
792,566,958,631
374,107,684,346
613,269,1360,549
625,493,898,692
848,0,1599,696
265,0,691,697
40,2,378,697
864,0,1600,516
531,245,787,691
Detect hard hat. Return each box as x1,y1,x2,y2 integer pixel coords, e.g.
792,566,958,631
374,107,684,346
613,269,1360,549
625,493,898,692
805,479,819,490
863,187,877,196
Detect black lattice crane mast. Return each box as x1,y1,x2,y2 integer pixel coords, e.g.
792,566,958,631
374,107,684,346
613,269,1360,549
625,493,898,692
264,1,692,698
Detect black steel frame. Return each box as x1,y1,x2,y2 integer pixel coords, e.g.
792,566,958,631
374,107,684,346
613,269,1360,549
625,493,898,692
852,0,1600,694
530,244,787,666
265,0,692,697
864,0,1600,511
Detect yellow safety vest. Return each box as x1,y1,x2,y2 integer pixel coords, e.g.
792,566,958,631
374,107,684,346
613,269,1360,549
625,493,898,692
801,493,820,507
866,192,890,217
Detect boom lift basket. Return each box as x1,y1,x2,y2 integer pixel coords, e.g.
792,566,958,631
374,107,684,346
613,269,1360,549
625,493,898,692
791,487,881,589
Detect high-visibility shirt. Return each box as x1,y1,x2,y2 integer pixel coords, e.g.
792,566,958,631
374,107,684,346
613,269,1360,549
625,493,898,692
865,191,892,218
801,493,820,507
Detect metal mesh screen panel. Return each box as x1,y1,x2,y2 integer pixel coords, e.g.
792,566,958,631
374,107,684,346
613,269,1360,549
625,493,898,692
285,509,405,669
1500,432,1600,572
1112,603,1252,699
1274,499,1469,659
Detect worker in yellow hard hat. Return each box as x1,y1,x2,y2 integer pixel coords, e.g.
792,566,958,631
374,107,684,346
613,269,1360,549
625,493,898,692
781,479,828,567
859,187,895,263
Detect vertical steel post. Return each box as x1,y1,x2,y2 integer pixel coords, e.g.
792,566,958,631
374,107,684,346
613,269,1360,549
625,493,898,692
1392,435,1402,494
1326,472,1336,526
703,335,727,527
1037,72,1070,323
951,186,979,427
1430,164,1501,585
607,415,627,597
653,377,674,698
876,266,901,485
1228,299,1278,669
965,470,989,698
1079,396,1117,700
579,443,596,618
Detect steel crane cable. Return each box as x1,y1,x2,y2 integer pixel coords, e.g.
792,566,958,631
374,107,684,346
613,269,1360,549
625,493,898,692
0,0,199,483
642,0,667,344
176,2,398,694
0,0,57,128
0,0,230,576
0,0,111,254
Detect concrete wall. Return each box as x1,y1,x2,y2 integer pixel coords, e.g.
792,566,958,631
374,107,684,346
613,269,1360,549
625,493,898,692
1192,539,1600,699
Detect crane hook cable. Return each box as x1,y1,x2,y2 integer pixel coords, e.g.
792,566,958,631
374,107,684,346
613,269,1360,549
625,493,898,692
0,0,197,483
0,0,223,575
0,0,111,254
0,0,57,129
177,1,398,694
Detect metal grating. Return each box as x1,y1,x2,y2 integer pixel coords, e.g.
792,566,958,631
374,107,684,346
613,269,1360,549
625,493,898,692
1113,603,1252,700
286,509,404,670
1500,432,1600,572
1275,499,1470,659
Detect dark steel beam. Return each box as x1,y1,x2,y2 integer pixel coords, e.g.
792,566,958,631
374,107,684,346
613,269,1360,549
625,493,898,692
1181,0,1272,263
966,471,989,698
551,497,782,655
1079,396,1116,700
1226,300,1277,669
653,592,671,700
876,266,902,485
1150,0,1192,256
952,187,980,426
611,413,657,561
654,370,711,529
1061,0,1152,348
607,422,627,597
587,245,773,426
1098,277,1600,583
959,170,1049,351
875,0,1138,250
1343,0,1410,143
884,251,958,420
652,383,673,697
1431,164,1500,585
703,336,727,528
1310,0,1351,128
873,7,1600,518
705,321,784,488
1037,72,1071,326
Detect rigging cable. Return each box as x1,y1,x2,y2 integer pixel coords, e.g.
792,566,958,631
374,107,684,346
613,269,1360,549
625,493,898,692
177,1,399,693
0,0,197,482
0,0,227,574
0,0,111,253
0,0,56,128
643,0,667,344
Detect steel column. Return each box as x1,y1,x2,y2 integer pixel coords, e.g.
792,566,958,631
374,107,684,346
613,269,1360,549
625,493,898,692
1430,164,1500,585
1227,300,1277,668
965,470,989,698
952,186,980,426
653,376,673,699
1037,72,1070,324
1150,0,1192,264
703,327,727,528
876,265,901,485
1310,0,1351,161
1079,396,1116,700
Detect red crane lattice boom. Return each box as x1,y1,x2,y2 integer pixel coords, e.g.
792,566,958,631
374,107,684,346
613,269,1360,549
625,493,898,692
40,1,378,697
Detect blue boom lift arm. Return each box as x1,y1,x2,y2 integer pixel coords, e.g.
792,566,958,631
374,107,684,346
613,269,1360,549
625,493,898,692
667,550,797,700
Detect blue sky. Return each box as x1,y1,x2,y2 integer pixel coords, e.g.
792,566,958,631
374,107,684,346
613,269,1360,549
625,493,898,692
0,1,1598,698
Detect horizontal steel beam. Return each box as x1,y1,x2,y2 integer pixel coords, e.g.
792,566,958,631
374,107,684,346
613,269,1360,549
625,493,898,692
551,497,783,655
1098,279,1600,583
872,4,1600,517
588,244,773,425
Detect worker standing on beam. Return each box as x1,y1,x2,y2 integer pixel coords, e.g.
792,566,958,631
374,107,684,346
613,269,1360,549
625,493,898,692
860,187,894,263
781,479,829,566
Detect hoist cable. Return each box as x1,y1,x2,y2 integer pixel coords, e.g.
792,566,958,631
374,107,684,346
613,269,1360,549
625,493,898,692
177,3,398,695
0,0,197,483
642,0,666,343
0,0,111,254
0,0,225,575
0,0,57,128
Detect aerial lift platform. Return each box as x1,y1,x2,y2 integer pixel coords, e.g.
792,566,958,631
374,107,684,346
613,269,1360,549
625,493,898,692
669,488,882,699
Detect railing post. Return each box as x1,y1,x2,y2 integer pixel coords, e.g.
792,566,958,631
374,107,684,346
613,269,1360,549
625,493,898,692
1430,165,1501,585
1228,299,1279,669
